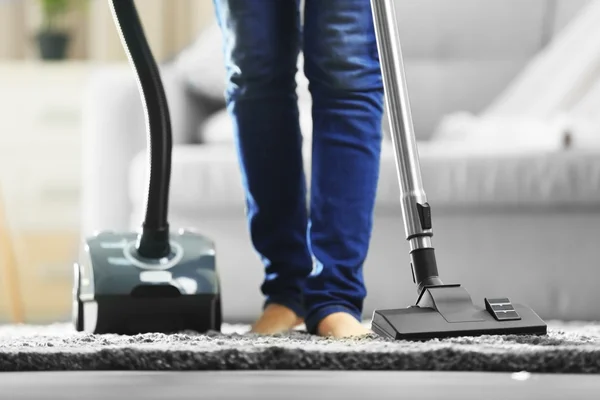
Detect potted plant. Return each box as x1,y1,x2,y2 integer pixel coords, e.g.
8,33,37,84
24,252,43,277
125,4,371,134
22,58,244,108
35,0,80,60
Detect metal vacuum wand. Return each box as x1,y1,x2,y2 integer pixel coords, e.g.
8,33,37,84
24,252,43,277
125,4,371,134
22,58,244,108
371,0,443,293
369,0,547,340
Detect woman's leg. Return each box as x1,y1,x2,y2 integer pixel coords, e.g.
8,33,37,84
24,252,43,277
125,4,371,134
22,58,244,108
302,0,384,337
213,0,312,333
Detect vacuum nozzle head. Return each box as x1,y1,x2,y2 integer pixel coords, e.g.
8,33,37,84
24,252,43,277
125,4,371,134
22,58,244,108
371,285,547,340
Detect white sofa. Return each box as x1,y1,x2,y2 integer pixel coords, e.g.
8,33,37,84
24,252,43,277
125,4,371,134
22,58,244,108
81,0,600,324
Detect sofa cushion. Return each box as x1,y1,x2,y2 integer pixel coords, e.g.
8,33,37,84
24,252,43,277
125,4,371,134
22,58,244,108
129,140,600,213
173,21,227,104
413,143,600,210
394,0,547,60
481,0,600,120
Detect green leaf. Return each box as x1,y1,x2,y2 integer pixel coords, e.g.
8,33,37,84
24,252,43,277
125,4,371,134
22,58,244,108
37,0,88,31
39,0,71,16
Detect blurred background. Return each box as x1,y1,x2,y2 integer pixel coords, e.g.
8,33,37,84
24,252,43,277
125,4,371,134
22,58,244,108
0,0,215,324
1,0,599,327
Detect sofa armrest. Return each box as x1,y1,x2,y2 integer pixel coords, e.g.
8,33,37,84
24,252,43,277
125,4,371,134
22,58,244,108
80,63,206,237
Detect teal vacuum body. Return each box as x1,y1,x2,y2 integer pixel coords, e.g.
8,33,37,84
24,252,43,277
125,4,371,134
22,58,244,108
73,0,221,334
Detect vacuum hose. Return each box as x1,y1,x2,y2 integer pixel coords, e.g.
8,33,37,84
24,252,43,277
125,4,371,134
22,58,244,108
109,0,172,258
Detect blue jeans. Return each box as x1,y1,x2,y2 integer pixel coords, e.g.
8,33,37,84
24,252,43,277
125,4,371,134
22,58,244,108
213,0,383,333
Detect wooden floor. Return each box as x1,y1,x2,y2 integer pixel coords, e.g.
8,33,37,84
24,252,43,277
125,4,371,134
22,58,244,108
0,371,596,399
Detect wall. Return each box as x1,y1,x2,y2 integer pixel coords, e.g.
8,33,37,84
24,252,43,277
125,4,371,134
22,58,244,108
0,0,216,62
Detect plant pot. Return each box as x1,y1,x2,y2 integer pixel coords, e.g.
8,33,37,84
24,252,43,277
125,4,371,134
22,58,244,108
36,31,70,60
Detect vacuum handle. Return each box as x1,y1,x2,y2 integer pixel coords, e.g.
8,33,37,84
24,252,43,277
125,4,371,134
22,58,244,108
109,0,172,258
371,0,433,251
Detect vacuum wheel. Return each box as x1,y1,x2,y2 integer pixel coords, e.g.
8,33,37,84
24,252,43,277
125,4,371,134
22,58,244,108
72,262,84,332
214,292,222,331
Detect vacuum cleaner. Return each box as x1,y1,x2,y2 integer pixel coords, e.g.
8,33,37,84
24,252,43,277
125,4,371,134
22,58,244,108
72,0,221,334
369,0,547,340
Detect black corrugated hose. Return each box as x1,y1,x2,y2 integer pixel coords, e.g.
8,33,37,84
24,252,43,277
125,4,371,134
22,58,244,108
109,0,172,258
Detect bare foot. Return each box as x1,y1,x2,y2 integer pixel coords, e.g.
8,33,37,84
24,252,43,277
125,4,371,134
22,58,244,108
250,303,304,335
317,312,372,339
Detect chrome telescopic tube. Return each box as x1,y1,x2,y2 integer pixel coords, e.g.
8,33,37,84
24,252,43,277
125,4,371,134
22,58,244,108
371,0,442,291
